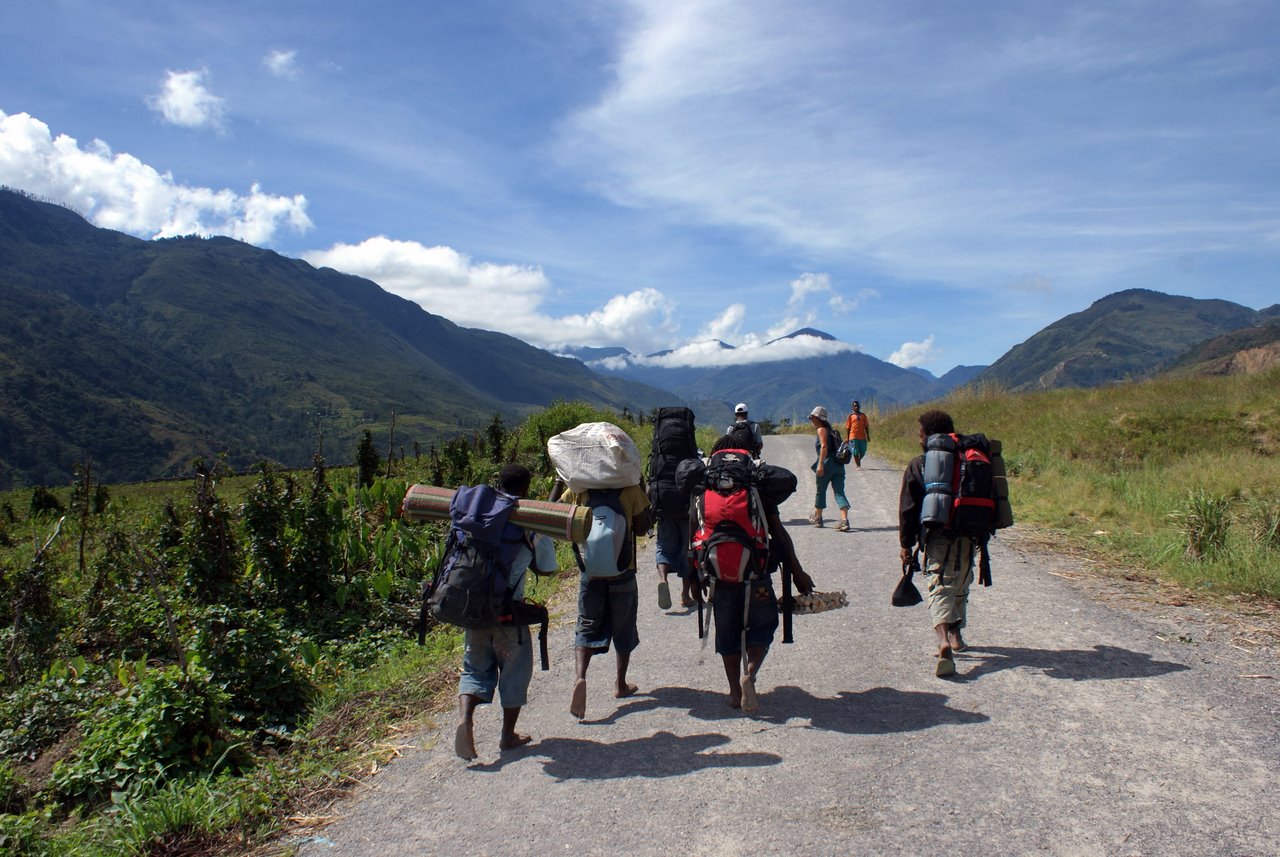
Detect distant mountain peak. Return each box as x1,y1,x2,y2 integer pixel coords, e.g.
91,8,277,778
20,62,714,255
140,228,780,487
768,327,837,344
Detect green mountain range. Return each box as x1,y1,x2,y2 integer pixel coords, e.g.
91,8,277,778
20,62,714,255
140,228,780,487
0,189,669,488
977,289,1276,391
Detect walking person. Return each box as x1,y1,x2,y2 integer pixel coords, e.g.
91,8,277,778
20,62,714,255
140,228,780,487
455,464,558,759
697,436,814,712
844,400,870,468
556,479,652,719
807,406,851,531
898,409,974,678
725,403,764,459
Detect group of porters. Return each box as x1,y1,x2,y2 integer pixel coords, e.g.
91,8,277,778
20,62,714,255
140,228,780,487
402,406,1011,677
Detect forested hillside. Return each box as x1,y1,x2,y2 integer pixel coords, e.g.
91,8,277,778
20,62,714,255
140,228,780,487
0,189,671,487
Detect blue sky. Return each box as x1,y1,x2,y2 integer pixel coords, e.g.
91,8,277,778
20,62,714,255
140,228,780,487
3,0,1277,374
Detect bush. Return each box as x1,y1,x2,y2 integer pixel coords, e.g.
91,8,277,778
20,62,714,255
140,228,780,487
51,662,234,804
0,659,109,761
193,606,313,731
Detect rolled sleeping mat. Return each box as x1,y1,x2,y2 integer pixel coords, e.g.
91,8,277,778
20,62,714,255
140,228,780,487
402,484,592,542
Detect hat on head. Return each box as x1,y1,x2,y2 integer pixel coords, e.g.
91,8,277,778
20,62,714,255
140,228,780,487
809,406,828,420
734,403,748,414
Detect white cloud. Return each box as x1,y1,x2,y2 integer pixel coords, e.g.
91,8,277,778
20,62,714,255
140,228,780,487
0,110,312,244
609,331,855,370
301,237,678,352
788,272,832,307
264,49,299,79
889,335,940,368
829,287,880,314
147,69,226,129
558,0,1280,292
696,303,746,343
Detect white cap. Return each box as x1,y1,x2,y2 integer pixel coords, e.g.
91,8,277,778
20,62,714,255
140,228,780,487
734,402,748,414
809,406,828,420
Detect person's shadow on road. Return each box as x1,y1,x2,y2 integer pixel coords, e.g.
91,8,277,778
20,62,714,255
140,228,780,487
953,644,1190,683
470,729,782,780
592,684,989,735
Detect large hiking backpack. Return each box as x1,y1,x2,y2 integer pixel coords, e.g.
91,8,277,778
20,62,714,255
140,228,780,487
726,420,762,458
690,449,769,585
422,485,526,631
572,489,631,578
647,407,698,520
920,433,1013,586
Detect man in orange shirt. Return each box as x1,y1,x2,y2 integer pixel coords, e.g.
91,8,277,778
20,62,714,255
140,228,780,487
844,400,870,468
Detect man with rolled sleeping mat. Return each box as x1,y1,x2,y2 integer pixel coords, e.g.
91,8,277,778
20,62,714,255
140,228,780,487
455,464,559,760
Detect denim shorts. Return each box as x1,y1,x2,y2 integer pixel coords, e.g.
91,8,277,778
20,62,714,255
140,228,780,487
654,516,691,575
458,625,534,708
712,579,779,656
575,570,640,653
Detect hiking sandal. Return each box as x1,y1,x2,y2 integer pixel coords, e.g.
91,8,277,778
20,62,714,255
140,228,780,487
835,521,850,532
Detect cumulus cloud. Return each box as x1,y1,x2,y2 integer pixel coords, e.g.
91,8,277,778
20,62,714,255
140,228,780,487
264,49,299,79
696,304,746,343
888,336,939,368
301,237,678,352
147,69,226,129
0,110,312,244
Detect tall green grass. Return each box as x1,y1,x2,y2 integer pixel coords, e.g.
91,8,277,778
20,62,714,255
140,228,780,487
874,369,1280,599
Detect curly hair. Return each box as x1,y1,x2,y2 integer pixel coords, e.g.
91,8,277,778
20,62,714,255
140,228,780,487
917,409,955,436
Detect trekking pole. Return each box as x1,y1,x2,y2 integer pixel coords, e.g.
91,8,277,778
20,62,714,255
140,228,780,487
781,555,794,644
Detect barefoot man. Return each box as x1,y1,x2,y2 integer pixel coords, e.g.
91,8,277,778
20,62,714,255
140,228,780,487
455,464,557,759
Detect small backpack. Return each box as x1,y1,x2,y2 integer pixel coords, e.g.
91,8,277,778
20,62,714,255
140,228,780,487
421,485,527,634
647,407,699,520
831,426,852,465
573,489,631,578
690,449,769,585
727,420,762,458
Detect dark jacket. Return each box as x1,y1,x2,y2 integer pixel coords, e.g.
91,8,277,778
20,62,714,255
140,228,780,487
898,454,926,550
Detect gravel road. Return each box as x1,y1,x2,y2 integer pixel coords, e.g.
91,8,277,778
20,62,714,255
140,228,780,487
296,434,1279,857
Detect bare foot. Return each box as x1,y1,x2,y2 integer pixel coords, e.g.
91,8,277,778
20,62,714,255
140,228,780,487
615,682,638,699
569,679,587,719
727,689,742,709
454,722,477,760
741,676,759,712
499,732,533,751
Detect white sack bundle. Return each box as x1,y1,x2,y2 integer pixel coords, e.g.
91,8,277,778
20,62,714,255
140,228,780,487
547,422,643,494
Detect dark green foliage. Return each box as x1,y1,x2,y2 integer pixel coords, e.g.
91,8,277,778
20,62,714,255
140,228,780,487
4,525,64,682
50,662,234,804
183,461,241,605
193,605,313,730
287,455,339,606
0,659,109,761
28,486,63,518
485,413,506,465
356,430,381,488
241,464,293,598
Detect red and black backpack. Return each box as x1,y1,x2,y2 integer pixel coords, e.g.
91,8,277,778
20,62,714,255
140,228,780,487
689,448,769,585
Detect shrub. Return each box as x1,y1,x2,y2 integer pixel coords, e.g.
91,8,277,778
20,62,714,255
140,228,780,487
1241,496,1280,551
0,658,108,761
50,662,234,804
193,606,313,731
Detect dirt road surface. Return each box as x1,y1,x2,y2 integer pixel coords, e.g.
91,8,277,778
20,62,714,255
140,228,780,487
295,434,1279,856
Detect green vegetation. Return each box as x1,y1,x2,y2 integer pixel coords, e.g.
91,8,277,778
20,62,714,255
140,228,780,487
0,400,659,855
874,369,1280,598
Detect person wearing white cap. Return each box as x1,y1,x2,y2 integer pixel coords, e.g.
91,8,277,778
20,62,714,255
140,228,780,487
725,403,764,459
807,406,851,531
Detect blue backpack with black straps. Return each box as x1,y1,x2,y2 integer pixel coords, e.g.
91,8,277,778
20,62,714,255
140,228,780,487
423,485,527,631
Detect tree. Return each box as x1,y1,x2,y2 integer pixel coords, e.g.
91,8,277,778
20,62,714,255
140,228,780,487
356,430,381,488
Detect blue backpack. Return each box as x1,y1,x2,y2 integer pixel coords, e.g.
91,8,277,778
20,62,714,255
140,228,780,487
421,485,526,633
572,489,630,578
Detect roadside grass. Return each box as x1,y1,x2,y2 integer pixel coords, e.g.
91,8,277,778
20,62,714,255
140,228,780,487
871,368,1280,600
